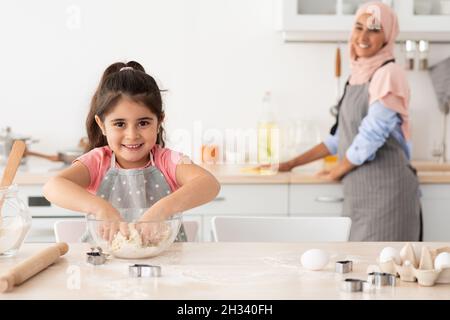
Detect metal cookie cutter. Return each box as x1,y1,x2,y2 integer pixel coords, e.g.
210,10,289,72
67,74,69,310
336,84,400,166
86,247,108,265
340,278,363,292
129,264,162,278
367,272,396,287
335,260,353,274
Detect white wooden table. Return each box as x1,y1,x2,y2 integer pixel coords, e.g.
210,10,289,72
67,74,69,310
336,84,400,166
1,242,449,300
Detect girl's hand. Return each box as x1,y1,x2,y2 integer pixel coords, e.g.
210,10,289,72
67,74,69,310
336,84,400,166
136,211,170,246
100,220,130,243
94,202,129,242
135,221,170,246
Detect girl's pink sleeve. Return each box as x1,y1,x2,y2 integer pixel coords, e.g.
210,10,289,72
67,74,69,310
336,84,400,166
154,146,187,192
74,147,111,194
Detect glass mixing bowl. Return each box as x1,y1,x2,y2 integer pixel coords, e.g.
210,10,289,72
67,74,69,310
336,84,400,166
0,184,32,257
87,214,181,259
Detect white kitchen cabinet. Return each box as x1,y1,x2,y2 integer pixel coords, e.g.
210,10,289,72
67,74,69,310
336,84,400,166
276,0,450,42
289,184,344,216
289,183,450,241
395,0,450,41
419,184,450,241
184,184,289,241
186,184,289,215
275,0,361,41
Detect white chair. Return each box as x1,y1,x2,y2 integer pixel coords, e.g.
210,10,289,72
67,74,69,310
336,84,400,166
54,219,199,242
211,216,352,242
183,220,199,242
54,220,87,243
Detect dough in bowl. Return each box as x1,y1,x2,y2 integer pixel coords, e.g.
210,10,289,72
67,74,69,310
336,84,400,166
109,222,172,259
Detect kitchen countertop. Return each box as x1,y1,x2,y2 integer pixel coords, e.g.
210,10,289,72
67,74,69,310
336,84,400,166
206,161,450,184
9,158,450,185
1,242,449,300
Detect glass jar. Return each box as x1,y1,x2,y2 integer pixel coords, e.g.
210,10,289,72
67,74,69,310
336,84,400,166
0,184,32,257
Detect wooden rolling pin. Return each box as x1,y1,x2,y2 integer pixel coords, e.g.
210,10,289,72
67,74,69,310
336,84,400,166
0,242,69,293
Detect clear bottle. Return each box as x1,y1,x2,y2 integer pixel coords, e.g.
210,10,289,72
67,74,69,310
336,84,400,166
257,91,279,174
0,184,32,257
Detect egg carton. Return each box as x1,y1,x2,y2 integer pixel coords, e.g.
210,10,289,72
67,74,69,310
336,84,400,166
378,243,450,287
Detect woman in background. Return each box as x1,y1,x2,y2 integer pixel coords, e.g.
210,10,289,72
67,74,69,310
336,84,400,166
269,2,421,241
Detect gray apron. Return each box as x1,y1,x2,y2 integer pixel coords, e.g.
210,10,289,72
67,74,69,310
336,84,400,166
84,152,187,242
337,66,421,241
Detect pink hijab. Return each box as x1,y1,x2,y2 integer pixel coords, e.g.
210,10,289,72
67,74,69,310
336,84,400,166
349,2,411,140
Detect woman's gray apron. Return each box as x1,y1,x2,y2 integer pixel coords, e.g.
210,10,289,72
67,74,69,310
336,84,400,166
84,152,187,242
337,64,421,241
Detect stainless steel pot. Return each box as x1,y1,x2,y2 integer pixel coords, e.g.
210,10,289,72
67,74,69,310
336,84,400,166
0,127,38,165
1,129,87,166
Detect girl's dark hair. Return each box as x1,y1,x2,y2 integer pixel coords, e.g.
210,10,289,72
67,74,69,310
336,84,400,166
86,61,166,151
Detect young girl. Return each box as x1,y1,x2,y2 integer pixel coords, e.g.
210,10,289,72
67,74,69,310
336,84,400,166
270,2,421,241
43,61,221,243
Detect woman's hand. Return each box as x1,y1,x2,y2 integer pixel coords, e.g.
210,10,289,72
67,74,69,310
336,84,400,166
258,160,294,172
315,157,356,182
315,169,340,182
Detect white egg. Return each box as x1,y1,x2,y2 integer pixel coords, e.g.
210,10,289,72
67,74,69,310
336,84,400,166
434,252,450,270
300,249,329,271
379,247,401,264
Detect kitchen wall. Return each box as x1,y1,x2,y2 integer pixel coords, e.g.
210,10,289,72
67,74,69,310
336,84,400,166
1,0,449,163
